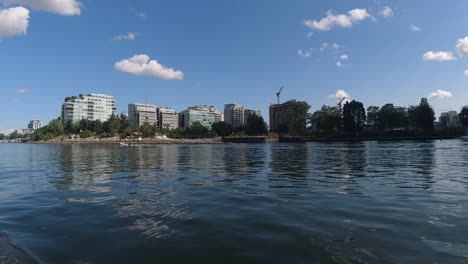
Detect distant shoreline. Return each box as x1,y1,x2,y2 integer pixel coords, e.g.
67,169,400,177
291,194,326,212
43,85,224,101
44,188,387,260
30,137,223,145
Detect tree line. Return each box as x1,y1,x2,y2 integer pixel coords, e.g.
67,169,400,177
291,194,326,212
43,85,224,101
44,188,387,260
9,112,270,141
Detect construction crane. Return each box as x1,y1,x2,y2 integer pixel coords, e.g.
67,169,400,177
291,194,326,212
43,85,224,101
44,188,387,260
337,97,347,108
276,86,284,104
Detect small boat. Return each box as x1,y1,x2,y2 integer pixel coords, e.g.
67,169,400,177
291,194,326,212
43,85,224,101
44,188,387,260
120,142,130,147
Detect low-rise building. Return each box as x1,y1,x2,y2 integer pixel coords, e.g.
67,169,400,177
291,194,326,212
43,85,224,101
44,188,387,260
62,94,116,124
157,107,179,130
439,111,460,128
128,103,157,127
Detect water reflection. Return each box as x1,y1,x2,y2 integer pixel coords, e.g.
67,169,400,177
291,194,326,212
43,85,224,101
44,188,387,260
268,143,309,190
2,142,468,264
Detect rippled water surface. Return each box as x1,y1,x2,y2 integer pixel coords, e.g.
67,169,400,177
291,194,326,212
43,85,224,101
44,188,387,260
1,141,468,264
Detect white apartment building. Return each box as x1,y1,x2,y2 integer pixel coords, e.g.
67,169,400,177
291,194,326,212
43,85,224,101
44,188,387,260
128,103,158,127
62,94,116,124
28,120,42,130
439,111,460,128
157,107,179,130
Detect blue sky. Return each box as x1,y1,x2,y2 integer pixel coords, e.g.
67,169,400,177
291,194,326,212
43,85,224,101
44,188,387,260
1,0,468,133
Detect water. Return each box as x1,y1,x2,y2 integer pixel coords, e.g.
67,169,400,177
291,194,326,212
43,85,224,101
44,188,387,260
1,141,468,264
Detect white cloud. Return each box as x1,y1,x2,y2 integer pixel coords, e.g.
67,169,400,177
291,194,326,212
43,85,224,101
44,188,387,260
320,42,328,52
428,90,453,100
16,88,30,94
304,8,371,31
464,70,468,77
298,49,312,58
422,51,456,61
332,43,340,49
456,37,468,57
306,32,313,39
113,32,136,41
336,61,344,67
379,6,393,17
340,54,349,60
409,24,421,32
0,6,29,38
2,0,81,16
329,89,351,103
115,54,184,81
131,8,145,18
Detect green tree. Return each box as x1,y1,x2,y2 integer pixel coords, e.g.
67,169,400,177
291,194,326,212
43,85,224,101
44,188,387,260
64,120,78,134
189,121,210,138
9,130,20,139
119,113,130,131
47,118,64,136
378,104,408,130
459,106,468,127
140,123,156,138
80,130,94,138
408,98,435,132
211,121,233,137
0,133,5,140
33,128,48,141
89,120,103,134
78,119,89,132
286,101,311,135
245,115,268,136
310,105,342,135
343,100,366,135
366,106,380,129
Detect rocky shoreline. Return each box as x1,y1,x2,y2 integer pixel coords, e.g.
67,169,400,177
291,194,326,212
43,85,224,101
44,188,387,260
31,136,223,145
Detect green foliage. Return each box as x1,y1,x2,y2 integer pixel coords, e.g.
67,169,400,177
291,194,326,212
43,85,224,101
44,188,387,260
9,130,20,139
0,133,5,140
80,130,94,138
47,118,64,137
366,106,380,129
211,121,233,137
64,96,77,102
311,105,342,135
460,106,468,127
189,121,210,138
245,115,268,136
286,101,311,135
164,127,188,139
408,98,435,131
343,100,366,134
33,128,48,141
378,104,408,130
140,123,156,138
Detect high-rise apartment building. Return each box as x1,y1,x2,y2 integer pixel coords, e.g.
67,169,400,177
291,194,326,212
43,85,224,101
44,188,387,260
224,104,245,128
28,120,42,130
179,105,222,129
61,94,116,124
269,100,296,133
128,103,157,127
157,107,179,130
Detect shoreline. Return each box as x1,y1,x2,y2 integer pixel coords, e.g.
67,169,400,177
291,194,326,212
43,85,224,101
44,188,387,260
24,134,468,145
31,137,223,145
